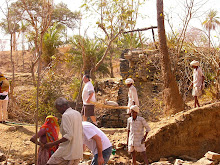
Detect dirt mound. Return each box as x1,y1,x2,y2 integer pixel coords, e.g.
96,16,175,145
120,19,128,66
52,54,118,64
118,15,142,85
143,102,220,162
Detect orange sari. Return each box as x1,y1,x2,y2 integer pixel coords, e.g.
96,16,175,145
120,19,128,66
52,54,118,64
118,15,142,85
41,115,59,157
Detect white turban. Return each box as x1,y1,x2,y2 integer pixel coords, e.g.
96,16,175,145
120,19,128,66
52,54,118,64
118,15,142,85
190,60,200,67
125,78,134,85
130,105,139,113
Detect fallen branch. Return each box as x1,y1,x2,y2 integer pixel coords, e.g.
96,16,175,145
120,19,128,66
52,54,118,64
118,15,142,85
123,26,157,34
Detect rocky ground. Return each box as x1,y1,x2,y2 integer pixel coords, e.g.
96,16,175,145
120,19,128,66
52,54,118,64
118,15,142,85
1,118,220,165
1,48,220,165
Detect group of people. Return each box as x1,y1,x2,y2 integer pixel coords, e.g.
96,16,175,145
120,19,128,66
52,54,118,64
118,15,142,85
1,59,205,165
30,74,151,165
31,97,113,165
30,98,151,165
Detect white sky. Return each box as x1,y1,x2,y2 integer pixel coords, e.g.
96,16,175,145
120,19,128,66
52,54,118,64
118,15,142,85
0,0,220,50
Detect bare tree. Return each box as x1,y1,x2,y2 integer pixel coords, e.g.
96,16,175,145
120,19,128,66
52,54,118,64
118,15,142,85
0,0,21,103
166,0,207,56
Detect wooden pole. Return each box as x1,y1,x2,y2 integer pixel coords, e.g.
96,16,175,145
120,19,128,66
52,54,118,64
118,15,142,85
123,26,157,34
151,28,158,49
35,51,41,164
75,79,83,110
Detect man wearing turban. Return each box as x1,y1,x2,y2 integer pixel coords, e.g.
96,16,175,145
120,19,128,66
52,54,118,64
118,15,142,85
190,60,205,108
127,105,150,165
125,78,139,115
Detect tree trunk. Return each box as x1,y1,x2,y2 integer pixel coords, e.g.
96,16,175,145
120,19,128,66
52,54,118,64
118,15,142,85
208,27,211,55
31,60,37,87
157,0,184,115
9,33,15,106
110,47,114,78
12,32,16,51
22,31,25,71
216,63,220,99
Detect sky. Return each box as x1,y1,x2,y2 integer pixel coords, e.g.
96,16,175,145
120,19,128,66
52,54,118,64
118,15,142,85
52,0,220,37
0,0,220,50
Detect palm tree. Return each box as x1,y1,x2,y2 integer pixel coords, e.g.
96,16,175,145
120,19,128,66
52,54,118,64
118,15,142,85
42,23,63,65
202,10,220,51
69,35,109,78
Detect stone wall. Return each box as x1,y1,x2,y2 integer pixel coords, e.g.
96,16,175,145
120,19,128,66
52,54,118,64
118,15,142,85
95,80,128,128
119,48,163,120
96,48,163,128
119,49,161,107
120,48,159,81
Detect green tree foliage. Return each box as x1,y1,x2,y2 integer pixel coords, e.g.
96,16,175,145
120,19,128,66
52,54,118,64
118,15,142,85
42,23,64,64
52,2,81,29
202,10,220,49
9,0,80,57
82,0,146,74
117,33,146,50
38,72,63,119
7,0,80,86
18,71,64,122
67,35,109,76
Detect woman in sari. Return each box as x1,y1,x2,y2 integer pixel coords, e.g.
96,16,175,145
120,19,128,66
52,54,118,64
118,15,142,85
30,115,59,165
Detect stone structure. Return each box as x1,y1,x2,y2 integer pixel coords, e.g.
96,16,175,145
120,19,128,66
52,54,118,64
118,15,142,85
120,48,159,81
118,48,163,120
118,48,161,109
97,48,162,128
95,80,128,128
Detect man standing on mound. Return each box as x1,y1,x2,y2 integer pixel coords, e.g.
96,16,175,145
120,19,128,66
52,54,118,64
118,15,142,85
190,60,205,108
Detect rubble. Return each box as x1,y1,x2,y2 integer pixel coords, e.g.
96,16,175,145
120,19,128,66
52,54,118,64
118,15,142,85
0,152,6,162
205,151,220,160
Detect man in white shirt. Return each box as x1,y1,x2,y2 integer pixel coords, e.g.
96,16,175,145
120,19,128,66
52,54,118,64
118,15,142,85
127,105,150,165
82,74,97,126
46,97,83,165
82,121,112,165
125,78,139,115
190,60,205,108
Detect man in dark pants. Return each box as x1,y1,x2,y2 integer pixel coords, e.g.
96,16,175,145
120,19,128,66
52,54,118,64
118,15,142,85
81,74,97,126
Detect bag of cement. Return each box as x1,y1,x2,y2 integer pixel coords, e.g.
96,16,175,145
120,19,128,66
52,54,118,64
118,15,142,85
104,99,119,106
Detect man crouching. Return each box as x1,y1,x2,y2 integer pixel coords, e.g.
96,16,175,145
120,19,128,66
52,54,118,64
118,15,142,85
127,105,150,165
82,121,112,165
